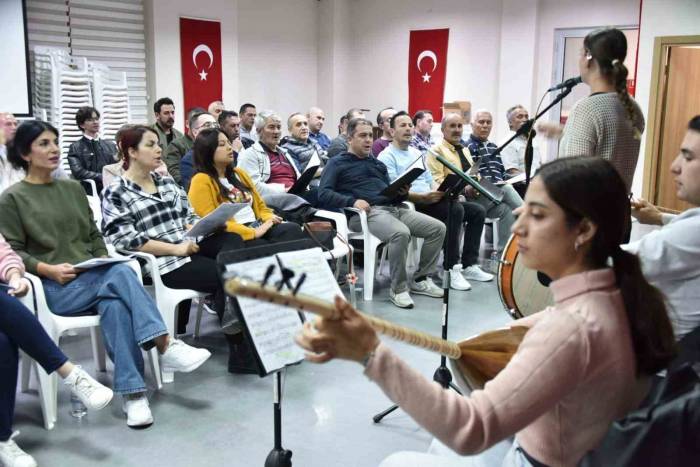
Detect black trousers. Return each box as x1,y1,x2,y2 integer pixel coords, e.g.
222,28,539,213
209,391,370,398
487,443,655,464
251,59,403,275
244,222,306,247
161,231,245,331
416,198,486,268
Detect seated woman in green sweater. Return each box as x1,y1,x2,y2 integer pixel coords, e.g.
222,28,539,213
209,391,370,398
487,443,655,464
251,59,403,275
0,121,211,428
188,127,305,245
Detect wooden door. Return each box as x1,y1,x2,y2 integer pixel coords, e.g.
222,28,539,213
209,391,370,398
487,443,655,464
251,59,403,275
654,46,700,211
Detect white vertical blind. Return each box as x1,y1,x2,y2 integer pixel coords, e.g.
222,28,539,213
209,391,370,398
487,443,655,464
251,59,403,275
26,0,148,124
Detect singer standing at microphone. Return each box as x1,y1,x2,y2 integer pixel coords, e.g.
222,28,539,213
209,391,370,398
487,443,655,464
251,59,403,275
538,28,644,191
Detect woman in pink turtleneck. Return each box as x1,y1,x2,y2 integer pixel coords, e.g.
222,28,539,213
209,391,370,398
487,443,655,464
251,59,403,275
297,157,676,467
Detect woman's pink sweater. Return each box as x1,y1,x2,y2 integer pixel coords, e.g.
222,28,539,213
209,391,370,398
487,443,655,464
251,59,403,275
0,233,24,282
365,268,649,467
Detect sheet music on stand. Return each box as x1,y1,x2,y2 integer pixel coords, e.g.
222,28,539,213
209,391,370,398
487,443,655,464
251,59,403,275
224,247,343,375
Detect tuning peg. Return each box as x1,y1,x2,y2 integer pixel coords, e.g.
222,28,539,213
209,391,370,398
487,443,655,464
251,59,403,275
277,267,295,291
292,273,306,296
262,264,275,287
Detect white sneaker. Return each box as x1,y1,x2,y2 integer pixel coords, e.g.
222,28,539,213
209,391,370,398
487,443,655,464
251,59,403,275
64,366,113,411
410,277,444,298
449,265,472,291
122,395,153,428
0,432,37,467
389,290,414,309
160,339,211,373
462,264,495,282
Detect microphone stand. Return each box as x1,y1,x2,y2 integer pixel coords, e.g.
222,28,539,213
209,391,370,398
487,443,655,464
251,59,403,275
372,178,465,424
491,85,575,187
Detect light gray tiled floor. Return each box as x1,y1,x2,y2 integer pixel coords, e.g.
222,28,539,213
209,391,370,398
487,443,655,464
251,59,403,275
13,266,511,467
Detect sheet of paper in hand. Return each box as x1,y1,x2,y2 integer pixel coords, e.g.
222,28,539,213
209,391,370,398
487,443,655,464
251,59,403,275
184,203,248,239
73,256,133,270
224,247,343,375
380,153,426,199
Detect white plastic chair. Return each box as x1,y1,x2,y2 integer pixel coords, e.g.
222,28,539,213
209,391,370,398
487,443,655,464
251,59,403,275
377,202,423,274
482,217,500,251
344,208,384,301
18,265,162,430
121,250,205,383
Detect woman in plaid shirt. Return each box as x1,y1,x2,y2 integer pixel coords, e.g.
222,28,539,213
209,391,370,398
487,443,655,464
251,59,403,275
102,126,255,373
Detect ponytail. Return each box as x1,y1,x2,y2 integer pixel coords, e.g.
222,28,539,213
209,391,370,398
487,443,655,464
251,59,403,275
538,157,677,376
611,247,676,374
584,28,641,138
610,59,641,139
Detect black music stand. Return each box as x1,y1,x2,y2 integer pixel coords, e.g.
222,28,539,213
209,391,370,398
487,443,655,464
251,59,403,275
218,238,319,467
372,174,468,424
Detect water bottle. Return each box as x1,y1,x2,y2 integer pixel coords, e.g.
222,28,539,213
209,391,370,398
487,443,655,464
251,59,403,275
70,393,87,419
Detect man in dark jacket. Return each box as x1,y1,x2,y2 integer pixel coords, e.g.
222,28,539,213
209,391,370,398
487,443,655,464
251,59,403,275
67,106,118,194
318,117,445,309
282,112,326,172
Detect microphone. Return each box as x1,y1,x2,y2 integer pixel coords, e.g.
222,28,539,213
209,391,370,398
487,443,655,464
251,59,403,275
547,76,582,92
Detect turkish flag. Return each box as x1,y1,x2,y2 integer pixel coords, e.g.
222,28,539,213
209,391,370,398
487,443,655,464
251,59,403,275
408,29,449,121
179,17,223,122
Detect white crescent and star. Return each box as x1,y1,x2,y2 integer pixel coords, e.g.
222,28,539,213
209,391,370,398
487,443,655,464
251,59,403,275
192,44,214,81
416,50,438,83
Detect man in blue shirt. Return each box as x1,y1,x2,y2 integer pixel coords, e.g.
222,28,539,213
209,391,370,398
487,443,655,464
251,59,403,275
307,107,331,151
318,117,446,309
379,112,493,291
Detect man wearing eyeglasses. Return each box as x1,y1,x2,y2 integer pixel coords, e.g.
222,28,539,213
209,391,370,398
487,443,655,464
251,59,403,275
67,106,118,194
175,112,219,192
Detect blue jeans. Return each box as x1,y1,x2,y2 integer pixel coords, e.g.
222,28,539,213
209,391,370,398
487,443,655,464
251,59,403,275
0,291,68,441
42,264,167,395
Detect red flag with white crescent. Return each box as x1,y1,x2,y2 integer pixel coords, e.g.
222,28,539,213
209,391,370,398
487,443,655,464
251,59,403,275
179,17,223,122
408,29,449,121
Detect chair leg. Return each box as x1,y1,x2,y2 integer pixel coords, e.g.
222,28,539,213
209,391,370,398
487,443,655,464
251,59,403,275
90,327,107,372
20,352,31,392
378,246,388,277
363,241,379,301
493,222,499,251
194,299,204,339
35,363,55,430
146,348,163,391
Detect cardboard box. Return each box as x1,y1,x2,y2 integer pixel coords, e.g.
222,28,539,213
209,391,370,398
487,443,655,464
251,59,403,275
442,100,471,122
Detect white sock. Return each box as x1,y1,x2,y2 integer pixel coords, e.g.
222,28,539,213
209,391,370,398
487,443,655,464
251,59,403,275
63,366,81,385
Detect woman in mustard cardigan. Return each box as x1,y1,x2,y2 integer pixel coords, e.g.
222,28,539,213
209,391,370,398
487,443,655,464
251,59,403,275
188,128,305,246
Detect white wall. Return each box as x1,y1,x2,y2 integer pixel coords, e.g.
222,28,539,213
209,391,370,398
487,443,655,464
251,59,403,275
237,0,319,122
341,0,504,129
145,0,318,133
146,0,240,132
632,0,700,195
143,0,653,151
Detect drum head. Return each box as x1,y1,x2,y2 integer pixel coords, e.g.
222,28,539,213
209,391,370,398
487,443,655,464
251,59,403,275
498,235,554,317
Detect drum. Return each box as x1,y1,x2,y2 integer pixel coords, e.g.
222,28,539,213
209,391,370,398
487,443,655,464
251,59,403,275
497,234,554,319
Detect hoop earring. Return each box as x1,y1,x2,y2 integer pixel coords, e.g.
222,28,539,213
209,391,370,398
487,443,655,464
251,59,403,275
574,240,581,252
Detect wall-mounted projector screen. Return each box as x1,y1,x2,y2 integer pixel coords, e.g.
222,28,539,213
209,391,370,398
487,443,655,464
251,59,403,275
0,0,33,117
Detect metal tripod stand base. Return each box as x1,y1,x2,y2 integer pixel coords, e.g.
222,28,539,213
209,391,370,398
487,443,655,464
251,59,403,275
265,448,292,467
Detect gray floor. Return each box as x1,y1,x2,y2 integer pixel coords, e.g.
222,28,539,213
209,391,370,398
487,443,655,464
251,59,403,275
13,263,511,467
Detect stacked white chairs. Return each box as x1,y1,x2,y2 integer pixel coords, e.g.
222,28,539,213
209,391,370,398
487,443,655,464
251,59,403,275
90,63,130,142
33,47,93,175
